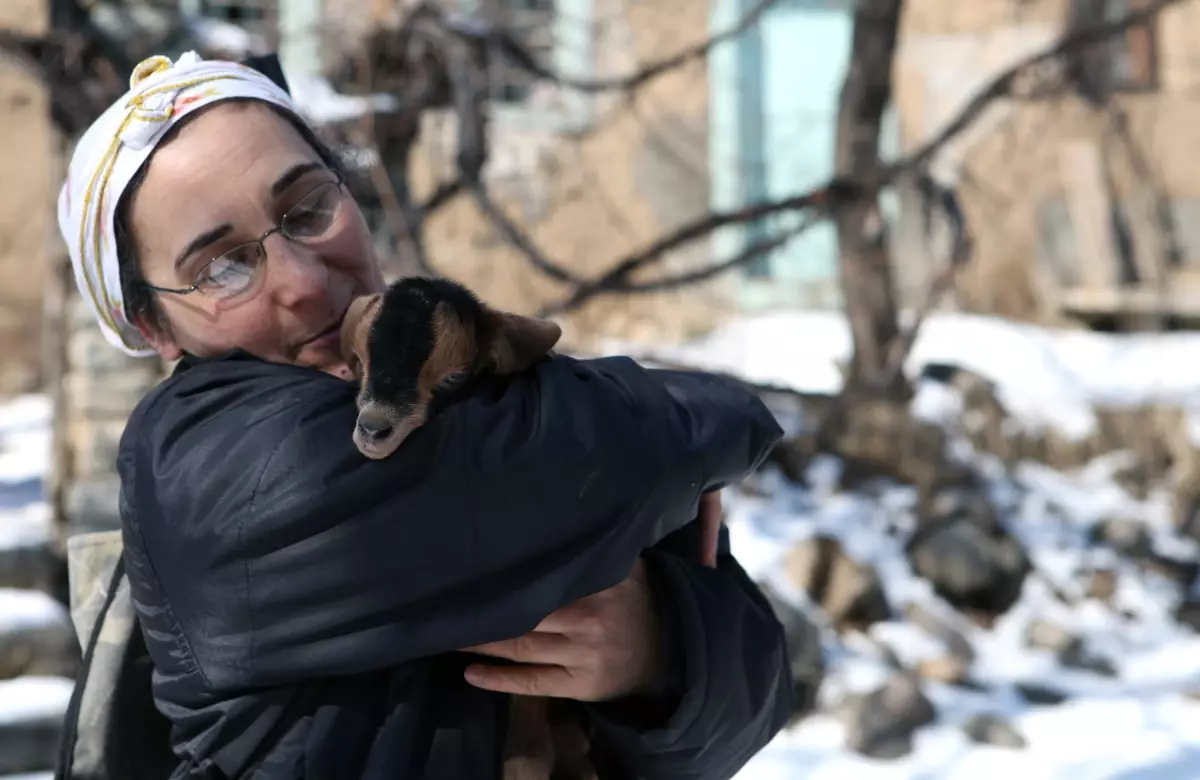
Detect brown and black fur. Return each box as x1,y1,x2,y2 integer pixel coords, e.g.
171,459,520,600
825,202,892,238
340,276,562,461
339,276,593,780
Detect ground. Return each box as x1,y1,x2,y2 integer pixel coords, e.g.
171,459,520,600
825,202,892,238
4,311,1200,778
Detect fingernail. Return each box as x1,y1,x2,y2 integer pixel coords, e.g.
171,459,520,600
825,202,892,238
464,667,483,684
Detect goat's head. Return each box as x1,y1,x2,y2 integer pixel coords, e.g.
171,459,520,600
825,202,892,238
340,277,561,459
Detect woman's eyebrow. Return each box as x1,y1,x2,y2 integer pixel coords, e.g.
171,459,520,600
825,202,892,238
169,163,327,271
173,224,233,271
271,161,326,197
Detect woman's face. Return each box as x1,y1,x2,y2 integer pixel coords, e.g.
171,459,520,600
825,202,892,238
128,102,385,377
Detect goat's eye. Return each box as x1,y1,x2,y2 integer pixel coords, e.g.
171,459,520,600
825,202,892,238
439,371,468,390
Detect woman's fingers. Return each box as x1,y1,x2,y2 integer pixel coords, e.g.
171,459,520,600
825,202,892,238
698,490,723,567
461,630,574,665
460,555,664,701
464,660,577,697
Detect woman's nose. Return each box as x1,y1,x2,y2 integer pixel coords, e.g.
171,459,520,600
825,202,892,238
263,237,329,307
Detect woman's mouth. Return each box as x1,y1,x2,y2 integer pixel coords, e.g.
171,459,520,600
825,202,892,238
307,322,342,348
299,309,348,351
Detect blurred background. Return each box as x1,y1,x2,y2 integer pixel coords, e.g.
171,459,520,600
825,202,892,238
5,0,1200,777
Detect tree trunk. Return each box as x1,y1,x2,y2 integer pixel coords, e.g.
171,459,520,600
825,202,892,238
834,0,904,394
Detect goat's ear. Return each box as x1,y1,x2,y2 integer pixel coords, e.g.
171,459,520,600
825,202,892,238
483,308,562,374
341,293,383,367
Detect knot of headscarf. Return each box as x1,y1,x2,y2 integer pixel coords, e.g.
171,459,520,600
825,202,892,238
56,51,300,356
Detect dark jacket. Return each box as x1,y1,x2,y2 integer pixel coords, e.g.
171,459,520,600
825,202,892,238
116,349,791,779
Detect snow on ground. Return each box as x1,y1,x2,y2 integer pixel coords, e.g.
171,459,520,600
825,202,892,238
725,461,1200,779
0,676,74,727
635,311,1200,780
603,310,1200,440
5,312,1200,778
0,394,68,780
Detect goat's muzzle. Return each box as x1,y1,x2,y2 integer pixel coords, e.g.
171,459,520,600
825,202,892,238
353,402,423,460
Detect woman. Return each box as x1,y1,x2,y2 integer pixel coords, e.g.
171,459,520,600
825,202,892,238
57,51,792,779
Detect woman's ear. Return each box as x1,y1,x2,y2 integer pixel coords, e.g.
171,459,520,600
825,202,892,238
132,315,183,362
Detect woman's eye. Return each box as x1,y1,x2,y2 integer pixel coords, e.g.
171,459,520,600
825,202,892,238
288,208,323,230
197,250,258,295
285,187,339,238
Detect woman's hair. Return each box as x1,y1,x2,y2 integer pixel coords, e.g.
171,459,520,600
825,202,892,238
113,99,350,335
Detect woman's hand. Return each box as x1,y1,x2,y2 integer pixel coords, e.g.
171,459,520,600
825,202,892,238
460,557,666,702
460,491,724,701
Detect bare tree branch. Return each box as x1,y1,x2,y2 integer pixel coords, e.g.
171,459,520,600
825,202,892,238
539,218,817,315
485,0,780,95
421,177,463,213
469,182,585,284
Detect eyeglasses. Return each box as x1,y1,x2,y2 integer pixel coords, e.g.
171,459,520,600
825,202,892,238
143,173,347,302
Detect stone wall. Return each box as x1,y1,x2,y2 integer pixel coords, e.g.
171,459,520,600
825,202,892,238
55,294,168,538
0,0,54,396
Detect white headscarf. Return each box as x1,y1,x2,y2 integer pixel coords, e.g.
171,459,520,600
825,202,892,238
56,51,300,357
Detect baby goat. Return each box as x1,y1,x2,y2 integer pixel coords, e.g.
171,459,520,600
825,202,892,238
339,276,561,460
340,276,590,780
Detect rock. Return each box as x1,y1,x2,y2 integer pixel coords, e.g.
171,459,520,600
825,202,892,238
904,602,975,662
1014,681,1069,706
0,714,61,775
1140,551,1199,590
0,622,80,681
917,655,968,685
757,582,826,718
1024,619,1077,654
922,488,999,533
766,434,819,485
963,713,1027,748
1175,597,1200,632
842,673,937,759
1173,465,1200,542
785,535,891,632
0,594,81,681
1058,640,1117,677
1021,621,1115,676
1086,567,1118,602
1089,518,1153,558
0,542,63,594
907,496,1030,622
955,677,992,693
829,394,974,495
1116,460,1158,502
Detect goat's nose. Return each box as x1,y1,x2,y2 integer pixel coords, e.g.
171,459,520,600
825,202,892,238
356,412,394,441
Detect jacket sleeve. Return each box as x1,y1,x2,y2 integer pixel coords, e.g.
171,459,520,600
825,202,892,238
120,354,783,696
584,522,793,780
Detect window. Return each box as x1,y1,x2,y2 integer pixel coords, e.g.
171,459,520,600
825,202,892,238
1067,0,1158,94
